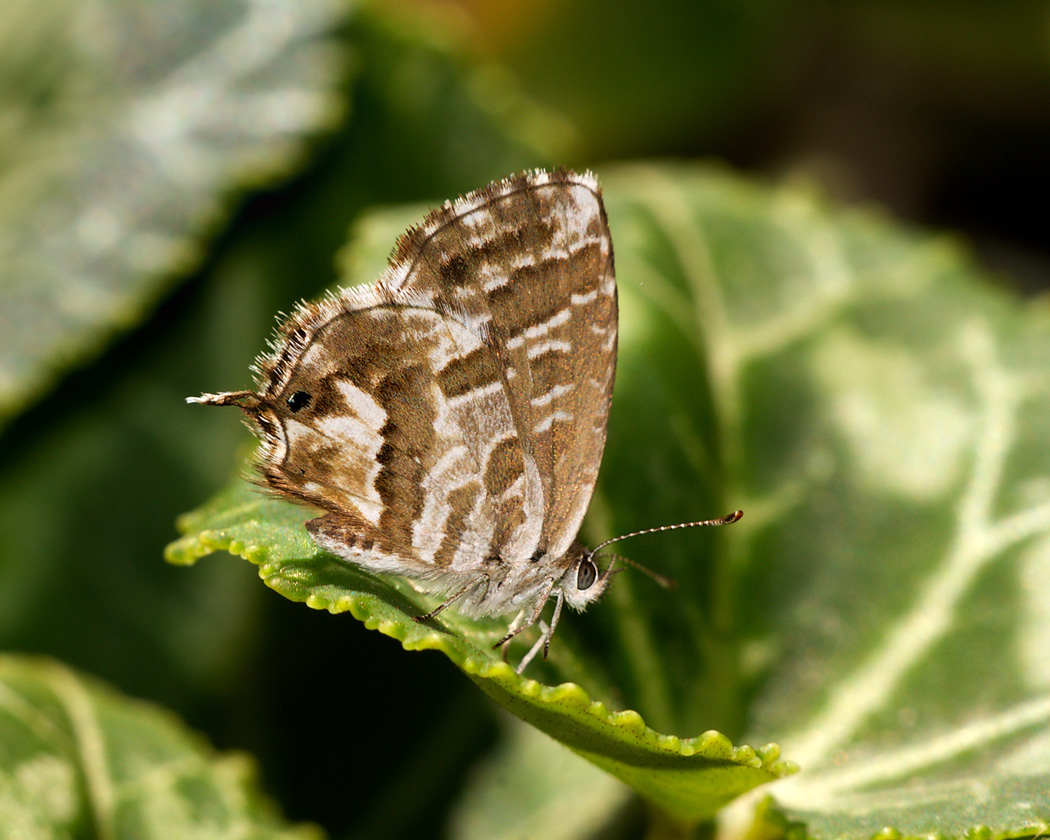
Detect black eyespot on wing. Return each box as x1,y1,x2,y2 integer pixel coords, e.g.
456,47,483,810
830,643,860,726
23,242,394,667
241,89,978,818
576,558,598,591
287,391,311,413
529,548,545,564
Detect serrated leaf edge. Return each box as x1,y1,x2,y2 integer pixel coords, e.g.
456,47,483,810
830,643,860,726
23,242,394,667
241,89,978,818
167,528,794,778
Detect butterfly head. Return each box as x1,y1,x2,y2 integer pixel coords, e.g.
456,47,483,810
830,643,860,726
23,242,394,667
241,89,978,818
558,543,613,610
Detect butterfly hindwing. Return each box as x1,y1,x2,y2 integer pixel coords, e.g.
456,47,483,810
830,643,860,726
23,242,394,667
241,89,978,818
254,296,525,578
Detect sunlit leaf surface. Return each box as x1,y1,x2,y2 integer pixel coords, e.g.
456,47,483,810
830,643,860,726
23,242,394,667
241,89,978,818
0,0,351,426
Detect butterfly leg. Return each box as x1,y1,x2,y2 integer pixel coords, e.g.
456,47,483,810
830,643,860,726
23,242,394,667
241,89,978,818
497,609,527,662
541,589,565,662
515,620,550,674
508,592,567,676
413,579,481,623
494,578,554,649
513,589,564,672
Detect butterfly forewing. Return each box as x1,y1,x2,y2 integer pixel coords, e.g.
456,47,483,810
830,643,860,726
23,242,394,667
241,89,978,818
258,304,491,568
539,184,617,558
389,174,617,567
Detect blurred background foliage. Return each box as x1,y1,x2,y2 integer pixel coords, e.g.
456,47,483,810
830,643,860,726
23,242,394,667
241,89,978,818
1,0,1048,837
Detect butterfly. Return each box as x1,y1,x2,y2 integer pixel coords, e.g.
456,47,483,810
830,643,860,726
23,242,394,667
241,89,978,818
191,169,740,672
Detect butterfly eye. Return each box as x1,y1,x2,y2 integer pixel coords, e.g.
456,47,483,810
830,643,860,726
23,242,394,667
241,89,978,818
576,558,598,591
286,391,311,413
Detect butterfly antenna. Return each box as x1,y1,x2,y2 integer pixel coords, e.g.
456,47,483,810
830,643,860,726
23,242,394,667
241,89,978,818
592,510,743,584
591,510,742,556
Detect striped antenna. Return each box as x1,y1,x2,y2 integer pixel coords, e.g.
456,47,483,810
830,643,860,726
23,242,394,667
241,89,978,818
592,510,743,585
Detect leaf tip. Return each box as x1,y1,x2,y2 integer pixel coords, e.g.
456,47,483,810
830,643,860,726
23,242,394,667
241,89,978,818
163,535,208,566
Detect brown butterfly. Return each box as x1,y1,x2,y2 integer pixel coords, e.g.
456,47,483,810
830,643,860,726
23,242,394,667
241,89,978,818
192,170,740,671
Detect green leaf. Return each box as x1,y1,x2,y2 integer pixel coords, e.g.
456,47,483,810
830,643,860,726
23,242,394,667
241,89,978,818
169,161,1050,836
167,477,788,825
0,0,351,428
0,654,319,839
